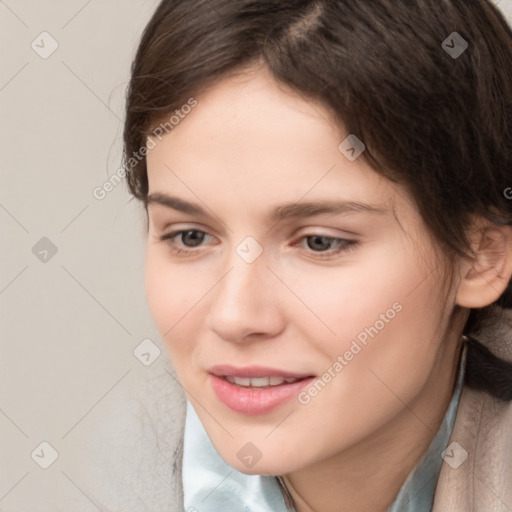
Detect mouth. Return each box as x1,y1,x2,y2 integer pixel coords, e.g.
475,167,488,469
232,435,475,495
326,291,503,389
208,368,316,415
208,364,314,380
222,375,311,388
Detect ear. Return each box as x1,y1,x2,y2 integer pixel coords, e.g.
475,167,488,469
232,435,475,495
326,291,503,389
456,217,512,308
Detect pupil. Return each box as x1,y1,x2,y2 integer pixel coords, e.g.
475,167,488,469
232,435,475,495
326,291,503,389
308,235,331,251
183,230,204,247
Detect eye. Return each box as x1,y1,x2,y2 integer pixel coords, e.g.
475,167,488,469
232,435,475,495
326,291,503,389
293,234,358,259
158,229,358,260
158,229,212,255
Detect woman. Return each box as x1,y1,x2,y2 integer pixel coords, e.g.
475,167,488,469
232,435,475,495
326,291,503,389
122,1,512,510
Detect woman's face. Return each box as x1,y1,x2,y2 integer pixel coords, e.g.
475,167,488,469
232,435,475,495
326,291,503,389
144,65,460,475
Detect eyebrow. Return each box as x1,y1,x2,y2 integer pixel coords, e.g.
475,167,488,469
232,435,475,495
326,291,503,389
146,192,389,221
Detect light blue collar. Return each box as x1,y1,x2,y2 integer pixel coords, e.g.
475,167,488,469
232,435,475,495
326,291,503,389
386,342,467,511
183,343,467,511
182,402,288,511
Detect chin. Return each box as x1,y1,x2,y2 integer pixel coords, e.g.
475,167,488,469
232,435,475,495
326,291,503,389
234,465,287,477
222,455,298,477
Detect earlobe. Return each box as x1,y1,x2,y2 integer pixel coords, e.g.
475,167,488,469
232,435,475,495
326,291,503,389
456,220,512,309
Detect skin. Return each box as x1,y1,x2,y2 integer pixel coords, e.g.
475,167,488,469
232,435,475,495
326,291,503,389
143,64,512,512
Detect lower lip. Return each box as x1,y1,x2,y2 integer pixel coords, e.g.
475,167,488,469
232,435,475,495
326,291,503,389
209,374,315,415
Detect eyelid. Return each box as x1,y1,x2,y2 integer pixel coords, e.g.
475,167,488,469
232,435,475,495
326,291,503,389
149,212,227,239
156,224,356,243
158,226,359,260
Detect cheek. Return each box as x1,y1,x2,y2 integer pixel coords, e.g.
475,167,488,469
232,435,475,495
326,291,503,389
284,243,417,349
144,249,201,358
272,280,444,473
289,242,443,409
144,250,175,331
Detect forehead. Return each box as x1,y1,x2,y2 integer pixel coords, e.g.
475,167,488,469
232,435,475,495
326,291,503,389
146,65,343,167
144,66,415,227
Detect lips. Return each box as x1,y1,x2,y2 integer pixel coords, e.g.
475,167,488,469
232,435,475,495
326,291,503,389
208,364,314,379
225,375,303,387
208,365,316,415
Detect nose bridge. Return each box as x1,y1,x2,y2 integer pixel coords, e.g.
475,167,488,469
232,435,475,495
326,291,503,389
214,241,268,313
206,237,282,340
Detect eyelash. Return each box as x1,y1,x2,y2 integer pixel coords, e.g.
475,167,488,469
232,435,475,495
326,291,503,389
158,229,358,260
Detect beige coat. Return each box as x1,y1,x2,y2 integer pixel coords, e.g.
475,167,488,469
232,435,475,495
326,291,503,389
432,305,512,511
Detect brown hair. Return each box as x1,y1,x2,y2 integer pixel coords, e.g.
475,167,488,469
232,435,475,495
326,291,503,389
123,0,512,398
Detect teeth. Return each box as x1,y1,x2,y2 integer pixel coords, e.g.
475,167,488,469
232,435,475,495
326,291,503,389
225,376,302,387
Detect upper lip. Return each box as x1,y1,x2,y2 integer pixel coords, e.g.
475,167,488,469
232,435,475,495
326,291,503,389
208,365,315,379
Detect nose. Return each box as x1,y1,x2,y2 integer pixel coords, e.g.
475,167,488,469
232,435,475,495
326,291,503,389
205,246,285,343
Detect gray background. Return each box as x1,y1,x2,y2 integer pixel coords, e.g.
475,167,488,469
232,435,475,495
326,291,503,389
1,1,511,511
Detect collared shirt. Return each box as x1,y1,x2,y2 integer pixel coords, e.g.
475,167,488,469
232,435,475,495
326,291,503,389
182,343,468,512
